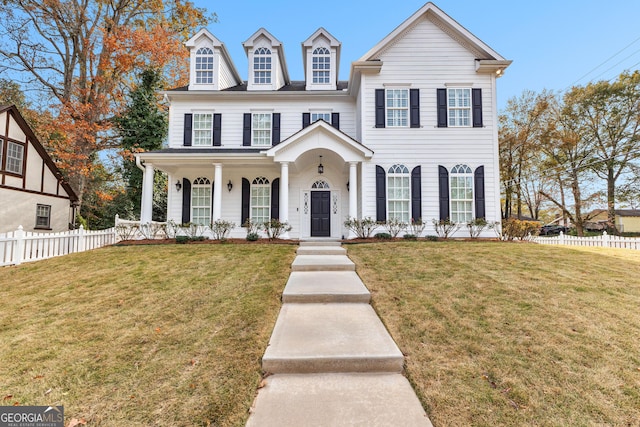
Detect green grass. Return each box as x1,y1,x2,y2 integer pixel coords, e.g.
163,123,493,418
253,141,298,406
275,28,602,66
347,242,640,426
0,244,296,426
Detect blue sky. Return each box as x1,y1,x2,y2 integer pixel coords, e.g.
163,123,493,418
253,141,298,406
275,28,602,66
196,0,640,110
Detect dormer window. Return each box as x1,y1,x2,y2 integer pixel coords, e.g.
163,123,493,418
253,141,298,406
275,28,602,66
312,47,330,84
254,47,272,84
195,47,214,84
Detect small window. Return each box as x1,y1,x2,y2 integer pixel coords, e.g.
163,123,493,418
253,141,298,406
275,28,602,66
251,177,270,223
195,47,214,84
386,89,409,127
448,88,471,127
311,112,331,123
387,164,410,222
311,180,330,189
191,177,211,225
193,113,213,146
6,141,24,175
254,47,272,84
312,47,330,84
252,113,272,146
35,204,51,229
450,164,473,222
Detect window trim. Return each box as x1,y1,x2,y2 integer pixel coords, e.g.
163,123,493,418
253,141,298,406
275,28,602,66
35,204,51,229
251,112,272,147
447,88,472,128
253,47,272,85
386,88,409,128
195,47,215,85
449,164,474,223
192,112,214,146
311,112,332,124
387,164,410,222
250,176,271,224
5,140,25,175
191,177,212,226
312,46,331,84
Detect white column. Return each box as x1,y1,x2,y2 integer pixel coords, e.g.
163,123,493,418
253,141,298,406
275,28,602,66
349,162,358,239
213,163,222,221
141,162,154,223
280,162,289,222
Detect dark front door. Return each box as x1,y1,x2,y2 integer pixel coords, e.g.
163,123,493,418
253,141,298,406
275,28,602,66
311,191,331,237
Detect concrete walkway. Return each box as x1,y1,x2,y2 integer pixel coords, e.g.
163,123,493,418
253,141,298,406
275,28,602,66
246,241,433,426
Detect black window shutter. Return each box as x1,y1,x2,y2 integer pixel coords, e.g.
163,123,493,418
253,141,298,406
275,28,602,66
213,113,222,146
331,112,340,130
242,114,251,146
183,114,193,146
375,89,385,128
474,166,486,219
271,178,280,220
181,178,191,224
411,166,422,221
438,166,450,220
410,89,420,128
302,113,311,128
272,113,281,145
437,89,448,128
472,88,483,127
241,178,250,226
375,165,386,221
210,181,215,220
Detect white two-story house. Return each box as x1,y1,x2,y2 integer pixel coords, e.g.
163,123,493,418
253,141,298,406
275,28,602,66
136,2,511,239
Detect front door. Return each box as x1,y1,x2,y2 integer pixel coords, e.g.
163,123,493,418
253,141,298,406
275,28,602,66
311,191,331,237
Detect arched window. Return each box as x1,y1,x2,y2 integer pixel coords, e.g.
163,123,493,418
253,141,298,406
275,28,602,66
311,180,330,189
254,47,272,84
387,164,410,222
312,47,330,84
450,164,473,222
251,177,270,223
192,177,211,225
195,47,214,84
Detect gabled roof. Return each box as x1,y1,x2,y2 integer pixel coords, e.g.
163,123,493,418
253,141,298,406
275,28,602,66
185,28,242,85
301,27,342,83
0,105,78,202
243,28,290,84
264,120,373,162
358,2,511,67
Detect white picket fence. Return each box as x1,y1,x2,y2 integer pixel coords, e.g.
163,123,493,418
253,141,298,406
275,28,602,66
0,225,116,266
533,231,640,250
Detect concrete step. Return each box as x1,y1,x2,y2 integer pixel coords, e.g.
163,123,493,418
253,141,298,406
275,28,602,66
291,255,355,272
246,373,433,427
299,240,342,247
262,303,404,374
296,246,347,256
282,271,370,303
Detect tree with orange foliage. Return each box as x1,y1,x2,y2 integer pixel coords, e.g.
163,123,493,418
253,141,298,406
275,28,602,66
0,0,211,210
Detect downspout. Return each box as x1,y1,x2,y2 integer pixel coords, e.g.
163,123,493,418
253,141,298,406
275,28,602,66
136,155,145,172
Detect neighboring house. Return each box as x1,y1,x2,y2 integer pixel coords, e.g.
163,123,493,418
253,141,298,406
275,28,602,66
136,2,511,239
0,105,78,233
587,209,640,233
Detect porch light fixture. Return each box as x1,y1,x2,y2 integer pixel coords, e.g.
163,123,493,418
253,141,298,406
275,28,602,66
175,180,182,192
347,181,350,191
318,155,324,174
227,180,233,192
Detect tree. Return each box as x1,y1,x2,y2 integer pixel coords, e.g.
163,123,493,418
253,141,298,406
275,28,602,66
0,0,211,210
113,68,168,221
565,71,640,231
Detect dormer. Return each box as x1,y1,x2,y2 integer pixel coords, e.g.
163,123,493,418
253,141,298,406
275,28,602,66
243,28,290,91
186,28,242,91
302,28,341,91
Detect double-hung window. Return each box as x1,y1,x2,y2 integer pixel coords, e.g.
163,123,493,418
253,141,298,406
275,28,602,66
448,88,471,127
386,89,409,127
312,47,330,84
450,164,473,223
191,177,211,225
193,113,213,146
251,177,270,223
387,164,410,222
311,112,331,123
252,113,272,146
254,47,272,84
195,47,214,84
35,204,51,229
6,141,24,174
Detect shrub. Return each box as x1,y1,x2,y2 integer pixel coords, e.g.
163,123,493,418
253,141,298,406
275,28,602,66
175,236,189,244
115,224,138,241
243,218,261,237
263,219,292,240
501,218,540,241
466,218,488,239
210,219,236,240
426,235,439,242
408,218,426,237
164,220,180,239
380,218,407,238
432,218,461,239
344,217,378,239
181,222,207,239
375,232,392,240
403,234,417,240
246,232,259,241
138,222,165,240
